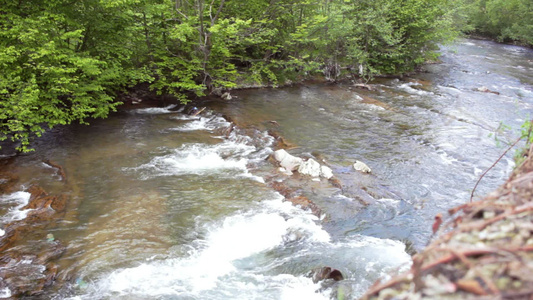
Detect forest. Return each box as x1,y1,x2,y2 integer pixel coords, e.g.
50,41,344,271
0,0,531,151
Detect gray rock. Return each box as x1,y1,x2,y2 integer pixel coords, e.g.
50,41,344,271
320,165,333,179
298,158,321,177
353,160,371,173
279,167,293,176
221,92,232,100
274,149,303,171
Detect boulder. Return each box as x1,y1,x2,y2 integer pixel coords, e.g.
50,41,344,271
353,160,371,173
320,165,334,179
298,158,321,177
273,149,303,171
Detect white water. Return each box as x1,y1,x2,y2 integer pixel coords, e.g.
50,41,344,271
0,191,32,223
4,38,528,299
65,109,411,299
126,115,270,182
73,196,410,299
131,104,179,114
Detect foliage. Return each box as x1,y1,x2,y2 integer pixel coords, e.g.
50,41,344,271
465,0,533,46
1,0,466,151
514,119,533,165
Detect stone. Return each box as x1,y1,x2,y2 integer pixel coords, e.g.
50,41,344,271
475,86,500,95
353,160,371,173
221,92,232,100
298,158,321,177
311,266,344,283
273,149,303,171
353,83,373,91
320,165,333,179
279,167,293,176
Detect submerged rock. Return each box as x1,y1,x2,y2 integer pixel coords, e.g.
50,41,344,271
0,172,19,194
353,160,371,173
0,185,69,297
287,196,322,217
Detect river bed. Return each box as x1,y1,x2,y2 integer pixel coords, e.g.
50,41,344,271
1,39,532,299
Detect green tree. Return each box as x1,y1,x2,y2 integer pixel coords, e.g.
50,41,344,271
465,0,533,46
1,0,469,151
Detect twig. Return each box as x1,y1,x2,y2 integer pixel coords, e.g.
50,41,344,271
360,274,410,300
501,288,533,299
421,245,533,273
191,107,206,116
360,245,533,299
458,202,533,232
470,136,523,202
449,249,499,294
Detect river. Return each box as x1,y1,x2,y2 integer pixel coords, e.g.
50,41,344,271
0,39,532,299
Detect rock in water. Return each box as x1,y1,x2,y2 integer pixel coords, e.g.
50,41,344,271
311,266,345,283
320,165,334,179
353,160,371,173
475,86,500,95
279,167,293,176
298,158,321,177
221,92,232,100
273,149,303,171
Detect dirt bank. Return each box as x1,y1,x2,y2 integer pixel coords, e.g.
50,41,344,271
362,145,533,299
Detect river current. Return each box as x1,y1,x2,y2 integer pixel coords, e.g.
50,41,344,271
1,39,532,299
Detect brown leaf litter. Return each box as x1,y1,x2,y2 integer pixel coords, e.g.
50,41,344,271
361,145,533,300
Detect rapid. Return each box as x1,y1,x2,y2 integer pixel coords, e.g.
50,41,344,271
0,39,532,299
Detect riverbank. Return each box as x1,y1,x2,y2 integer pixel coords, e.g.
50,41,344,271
362,145,533,299
465,33,533,49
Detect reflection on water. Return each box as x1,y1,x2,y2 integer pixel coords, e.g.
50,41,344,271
0,39,532,299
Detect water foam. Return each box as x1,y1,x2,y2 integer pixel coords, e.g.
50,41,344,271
172,117,215,132
129,117,272,180
170,114,231,132
78,197,331,299
72,193,412,299
398,82,433,96
131,104,178,114
129,141,254,179
0,191,32,223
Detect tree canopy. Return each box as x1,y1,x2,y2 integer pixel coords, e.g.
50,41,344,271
1,0,472,151
464,0,533,46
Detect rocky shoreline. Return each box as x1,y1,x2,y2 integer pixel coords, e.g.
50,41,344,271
0,173,69,298
362,145,533,299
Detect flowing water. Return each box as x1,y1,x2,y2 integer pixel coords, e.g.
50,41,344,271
0,39,532,299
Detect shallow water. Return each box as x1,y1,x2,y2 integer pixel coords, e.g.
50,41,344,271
1,39,532,299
